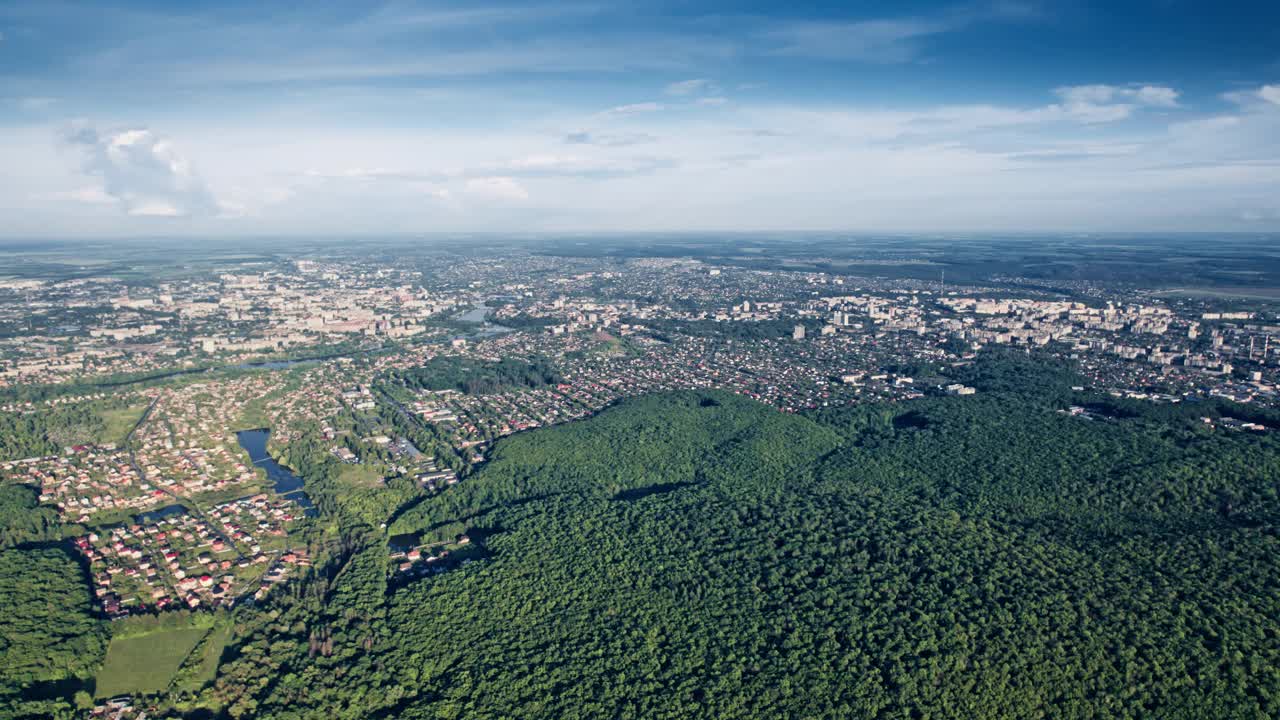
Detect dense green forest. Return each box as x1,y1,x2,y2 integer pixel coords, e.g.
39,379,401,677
383,356,562,395
194,360,1280,719
0,546,106,719
0,484,63,548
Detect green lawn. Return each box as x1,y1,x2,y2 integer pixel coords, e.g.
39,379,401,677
97,404,149,445
180,624,232,692
94,627,208,698
338,463,385,487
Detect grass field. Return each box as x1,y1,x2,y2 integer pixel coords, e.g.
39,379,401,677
181,624,232,692
94,627,208,697
97,404,150,445
338,463,385,487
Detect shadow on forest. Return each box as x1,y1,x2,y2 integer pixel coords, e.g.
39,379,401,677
892,411,932,430
612,481,695,502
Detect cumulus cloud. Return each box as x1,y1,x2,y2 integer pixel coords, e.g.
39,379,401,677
1222,84,1280,108
64,125,219,217
1051,84,1179,123
1133,85,1180,107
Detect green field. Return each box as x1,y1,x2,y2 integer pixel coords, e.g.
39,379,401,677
337,463,385,487
94,627,208,698
178,624,232,693
97,404,149,445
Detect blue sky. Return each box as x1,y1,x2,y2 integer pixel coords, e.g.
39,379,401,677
1,0,1279,236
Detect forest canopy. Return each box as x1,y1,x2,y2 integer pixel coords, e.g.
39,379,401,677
0,484,62,549
203,362,1280,719
383,356,562,395
0,546,106,719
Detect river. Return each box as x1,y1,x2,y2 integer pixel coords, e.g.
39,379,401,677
235,428,317,516
232,357,327,370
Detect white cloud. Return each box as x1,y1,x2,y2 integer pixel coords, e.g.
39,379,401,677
298,151,673,184
508,154,579,170
1003,142,1142,163
665,78,710,96
1054,85,1118,105
563,130,657,147
602,102,664,117
64,125,219,218
1134,85,1180,107
755,84,1182,143
1222,84,1280,108
492,154,675,178
4,77,1274,235
697,97,729,107
128,201,184,217
1051,84,1179,123
464,176,529,201
1059,101,1135,123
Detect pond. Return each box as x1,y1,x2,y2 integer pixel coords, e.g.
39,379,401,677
135,503,189,524
451,305,515,338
